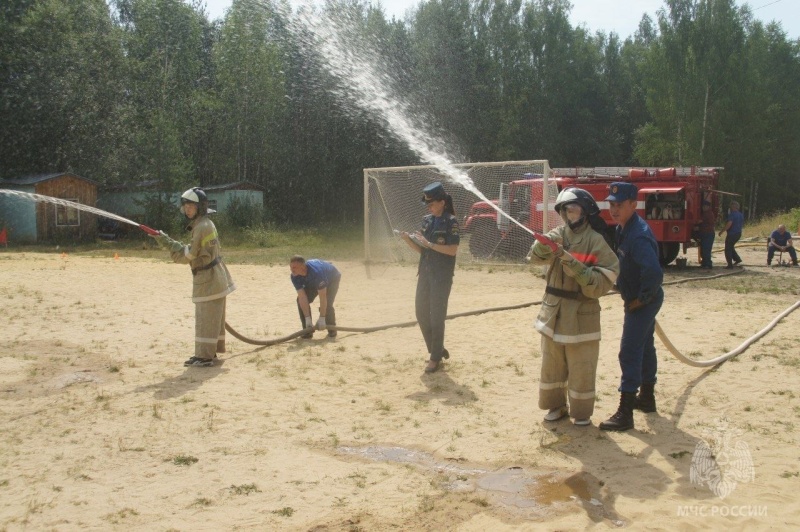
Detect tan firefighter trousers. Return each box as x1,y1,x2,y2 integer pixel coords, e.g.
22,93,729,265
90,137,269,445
539,335,599,420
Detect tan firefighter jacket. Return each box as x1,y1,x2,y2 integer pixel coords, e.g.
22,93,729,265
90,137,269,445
529,223,619,344
170,216,236,303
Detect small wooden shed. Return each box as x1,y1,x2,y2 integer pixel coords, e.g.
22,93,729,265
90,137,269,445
0,173,98,243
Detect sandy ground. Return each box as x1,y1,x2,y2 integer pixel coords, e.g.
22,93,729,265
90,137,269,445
1,243,799,531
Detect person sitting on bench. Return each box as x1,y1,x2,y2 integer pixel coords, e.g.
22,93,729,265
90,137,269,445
768,224,798,266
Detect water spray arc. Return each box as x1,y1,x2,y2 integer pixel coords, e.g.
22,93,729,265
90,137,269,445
289,4,557,251
0,190,161,236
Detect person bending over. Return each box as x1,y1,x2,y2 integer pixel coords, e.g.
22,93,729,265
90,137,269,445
290,256,341,338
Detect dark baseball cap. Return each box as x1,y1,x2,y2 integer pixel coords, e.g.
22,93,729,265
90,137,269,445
605,182,638,202
422,182,447,203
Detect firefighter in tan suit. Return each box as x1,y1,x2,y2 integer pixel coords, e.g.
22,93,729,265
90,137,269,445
527,188,619,426
153,188,236,367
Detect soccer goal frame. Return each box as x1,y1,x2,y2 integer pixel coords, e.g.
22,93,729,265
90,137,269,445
363,159,556,270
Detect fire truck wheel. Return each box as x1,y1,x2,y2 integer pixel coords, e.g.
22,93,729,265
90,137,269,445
658,242,680,266
503,229,535,260
468,220,502,258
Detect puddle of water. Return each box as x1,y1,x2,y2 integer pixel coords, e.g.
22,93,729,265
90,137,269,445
526,472,592,504
49,371,100,389
337,445,625,526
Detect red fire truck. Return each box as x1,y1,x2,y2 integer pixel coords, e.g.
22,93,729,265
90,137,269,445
463,166,724,265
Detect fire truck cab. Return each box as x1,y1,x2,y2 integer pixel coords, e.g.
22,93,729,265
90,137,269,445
464,166,724,265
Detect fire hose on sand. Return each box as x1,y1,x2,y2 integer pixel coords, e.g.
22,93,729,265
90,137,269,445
225,267,799,368
11,191,792,367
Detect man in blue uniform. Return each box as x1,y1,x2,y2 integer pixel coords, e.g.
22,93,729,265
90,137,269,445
290,256,342,338
600,182,664,432
718,200,744,268
767,225,798,266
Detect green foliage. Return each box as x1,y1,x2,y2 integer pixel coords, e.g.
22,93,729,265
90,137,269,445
1,0,798,223
136,192,183,236
790,208,800,234
222,196,265,229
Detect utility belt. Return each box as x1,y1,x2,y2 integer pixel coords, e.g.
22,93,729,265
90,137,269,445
545,285,589,301
192,257,221,276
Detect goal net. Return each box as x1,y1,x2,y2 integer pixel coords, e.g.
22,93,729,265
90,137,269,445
364,160,561,267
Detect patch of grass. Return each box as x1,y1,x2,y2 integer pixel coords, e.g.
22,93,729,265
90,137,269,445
192,498,213,507
780,471,799,478
229,483,261,495
418,495,435,513
171,455,199,466
103,508,139,524
348,472,367,488
669,450,691,459
327,432,340,447
271,507,294,517
471,497,490,507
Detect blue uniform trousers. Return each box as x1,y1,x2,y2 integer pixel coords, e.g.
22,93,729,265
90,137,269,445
768,244,798,264
724,233,742,266
415,272,452,361
296,276,340,329
618,288,663,393
699,233,715,268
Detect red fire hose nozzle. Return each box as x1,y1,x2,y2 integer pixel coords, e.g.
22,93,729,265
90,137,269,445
139,224,161,236
533,232,559,253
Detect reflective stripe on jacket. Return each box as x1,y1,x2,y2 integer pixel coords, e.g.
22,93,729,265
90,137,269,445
170,216,236,303
529,223,619,343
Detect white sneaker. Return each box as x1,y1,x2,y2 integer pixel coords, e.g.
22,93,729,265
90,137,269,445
573,418,591,426
544,406,568,422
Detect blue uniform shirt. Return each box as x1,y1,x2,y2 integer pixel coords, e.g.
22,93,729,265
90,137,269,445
770,229,793,247
615,212,663,304
727,210,744,235
291,259,341,291
418,213,460,276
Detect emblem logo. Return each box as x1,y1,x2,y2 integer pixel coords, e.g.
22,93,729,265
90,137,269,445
690,419,754,499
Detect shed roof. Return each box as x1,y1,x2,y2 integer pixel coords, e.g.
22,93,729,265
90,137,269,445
99,179,163,192
0,172,98,187
204,182,265,192
98,181,265,193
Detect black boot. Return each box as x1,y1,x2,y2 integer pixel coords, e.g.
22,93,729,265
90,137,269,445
634,383,657,413
599,392,636,431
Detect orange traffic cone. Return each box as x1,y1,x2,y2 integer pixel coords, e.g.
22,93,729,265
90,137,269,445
114,252,119,260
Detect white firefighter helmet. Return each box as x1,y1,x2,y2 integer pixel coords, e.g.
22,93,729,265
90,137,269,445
554,187,600,216
180,187,212,217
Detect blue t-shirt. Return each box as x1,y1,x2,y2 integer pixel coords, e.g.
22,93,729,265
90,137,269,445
291,259,340,291
615,212,663,304
726,210,744,235
770,229,793,247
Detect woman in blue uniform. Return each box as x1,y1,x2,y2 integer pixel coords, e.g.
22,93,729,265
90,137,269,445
400,182,460,373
